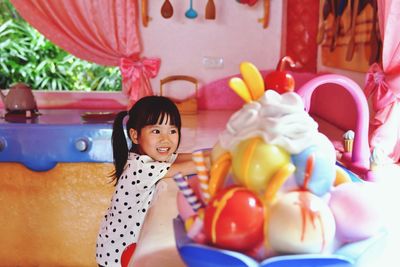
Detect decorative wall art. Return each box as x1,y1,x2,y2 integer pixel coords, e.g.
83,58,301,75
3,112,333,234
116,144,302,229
319,0,381,72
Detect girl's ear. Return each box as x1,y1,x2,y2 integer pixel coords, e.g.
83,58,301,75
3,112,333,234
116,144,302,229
129,129,139,144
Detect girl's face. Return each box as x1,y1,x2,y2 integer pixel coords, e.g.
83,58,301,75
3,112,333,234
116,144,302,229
130,116,179,162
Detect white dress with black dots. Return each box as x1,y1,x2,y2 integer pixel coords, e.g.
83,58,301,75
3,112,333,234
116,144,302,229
96,152,177,267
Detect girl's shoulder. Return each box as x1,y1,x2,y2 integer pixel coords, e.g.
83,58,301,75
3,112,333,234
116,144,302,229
122,153,177,186
128,152,146,162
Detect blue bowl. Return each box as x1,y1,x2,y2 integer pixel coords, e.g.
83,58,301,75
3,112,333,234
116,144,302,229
173,217,387,267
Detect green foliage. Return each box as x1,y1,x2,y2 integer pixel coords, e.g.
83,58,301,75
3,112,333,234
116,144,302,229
0,0,121,91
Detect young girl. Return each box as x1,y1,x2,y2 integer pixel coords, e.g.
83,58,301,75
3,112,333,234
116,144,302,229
96,96,197,267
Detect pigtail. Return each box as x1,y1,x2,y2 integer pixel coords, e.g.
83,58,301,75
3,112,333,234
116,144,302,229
110,110,129,184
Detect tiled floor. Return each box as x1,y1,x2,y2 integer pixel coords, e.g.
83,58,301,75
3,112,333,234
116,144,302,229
131,110,400,267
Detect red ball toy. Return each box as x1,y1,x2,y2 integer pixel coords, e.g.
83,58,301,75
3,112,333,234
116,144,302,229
204,186,265,251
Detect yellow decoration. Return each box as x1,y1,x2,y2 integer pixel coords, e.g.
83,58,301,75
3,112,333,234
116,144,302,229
229,77,252,103
334,165,352,186
240,61,265,100
264,162,296,204
208,152,232,197
228,62,265,103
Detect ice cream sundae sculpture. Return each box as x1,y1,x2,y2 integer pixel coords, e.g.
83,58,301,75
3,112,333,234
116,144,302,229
174,60,384,263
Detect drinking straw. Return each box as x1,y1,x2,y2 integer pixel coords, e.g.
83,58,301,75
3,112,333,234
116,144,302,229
173,172,203,212
192,149,211,203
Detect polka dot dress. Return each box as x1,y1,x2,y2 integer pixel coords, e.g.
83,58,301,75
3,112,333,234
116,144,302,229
96,152,177,267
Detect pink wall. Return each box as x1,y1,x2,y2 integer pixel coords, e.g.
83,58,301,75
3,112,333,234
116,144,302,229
140,0,284,97
141,0,366,97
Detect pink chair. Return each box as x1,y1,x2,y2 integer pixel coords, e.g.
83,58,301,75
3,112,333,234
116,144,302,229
296,74,375,181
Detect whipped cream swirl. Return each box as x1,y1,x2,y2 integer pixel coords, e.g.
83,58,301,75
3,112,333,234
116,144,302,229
219,90,321,154
343,130,355,140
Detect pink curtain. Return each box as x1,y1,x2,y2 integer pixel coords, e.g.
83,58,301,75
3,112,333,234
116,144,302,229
10,0,160,105
364,0,400,163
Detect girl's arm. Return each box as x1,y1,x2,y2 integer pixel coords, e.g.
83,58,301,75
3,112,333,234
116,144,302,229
174,150,211,164
164,159,196,178
165,150,211,178
174,152,193,163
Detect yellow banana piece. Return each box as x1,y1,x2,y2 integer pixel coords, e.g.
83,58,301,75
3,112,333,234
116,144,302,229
264,162,295,204
208,152,232,197
240,62,265,101
263,162,295,250
229,77,252,103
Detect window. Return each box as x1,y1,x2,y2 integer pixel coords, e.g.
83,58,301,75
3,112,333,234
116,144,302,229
0,0,121,92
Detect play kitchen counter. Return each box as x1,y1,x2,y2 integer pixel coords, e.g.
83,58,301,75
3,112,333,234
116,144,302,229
0,109,233,266
0,109,117,267
0,109,115,171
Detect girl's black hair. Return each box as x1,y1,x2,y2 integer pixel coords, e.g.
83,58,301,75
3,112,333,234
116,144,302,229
110,96,181,184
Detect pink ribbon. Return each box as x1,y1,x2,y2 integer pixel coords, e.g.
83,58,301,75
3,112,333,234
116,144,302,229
119,57,161,105
364,63,396,112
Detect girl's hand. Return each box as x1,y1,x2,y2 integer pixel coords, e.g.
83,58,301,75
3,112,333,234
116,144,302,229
165,159,197,178
165,153,196,178
175,153,193,163
166,150,212,178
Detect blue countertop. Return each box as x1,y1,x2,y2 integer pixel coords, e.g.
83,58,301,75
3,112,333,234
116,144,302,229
0,109,118,171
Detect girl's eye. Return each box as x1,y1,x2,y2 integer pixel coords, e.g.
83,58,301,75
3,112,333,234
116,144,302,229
151,129,160,134
170,129,177,134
